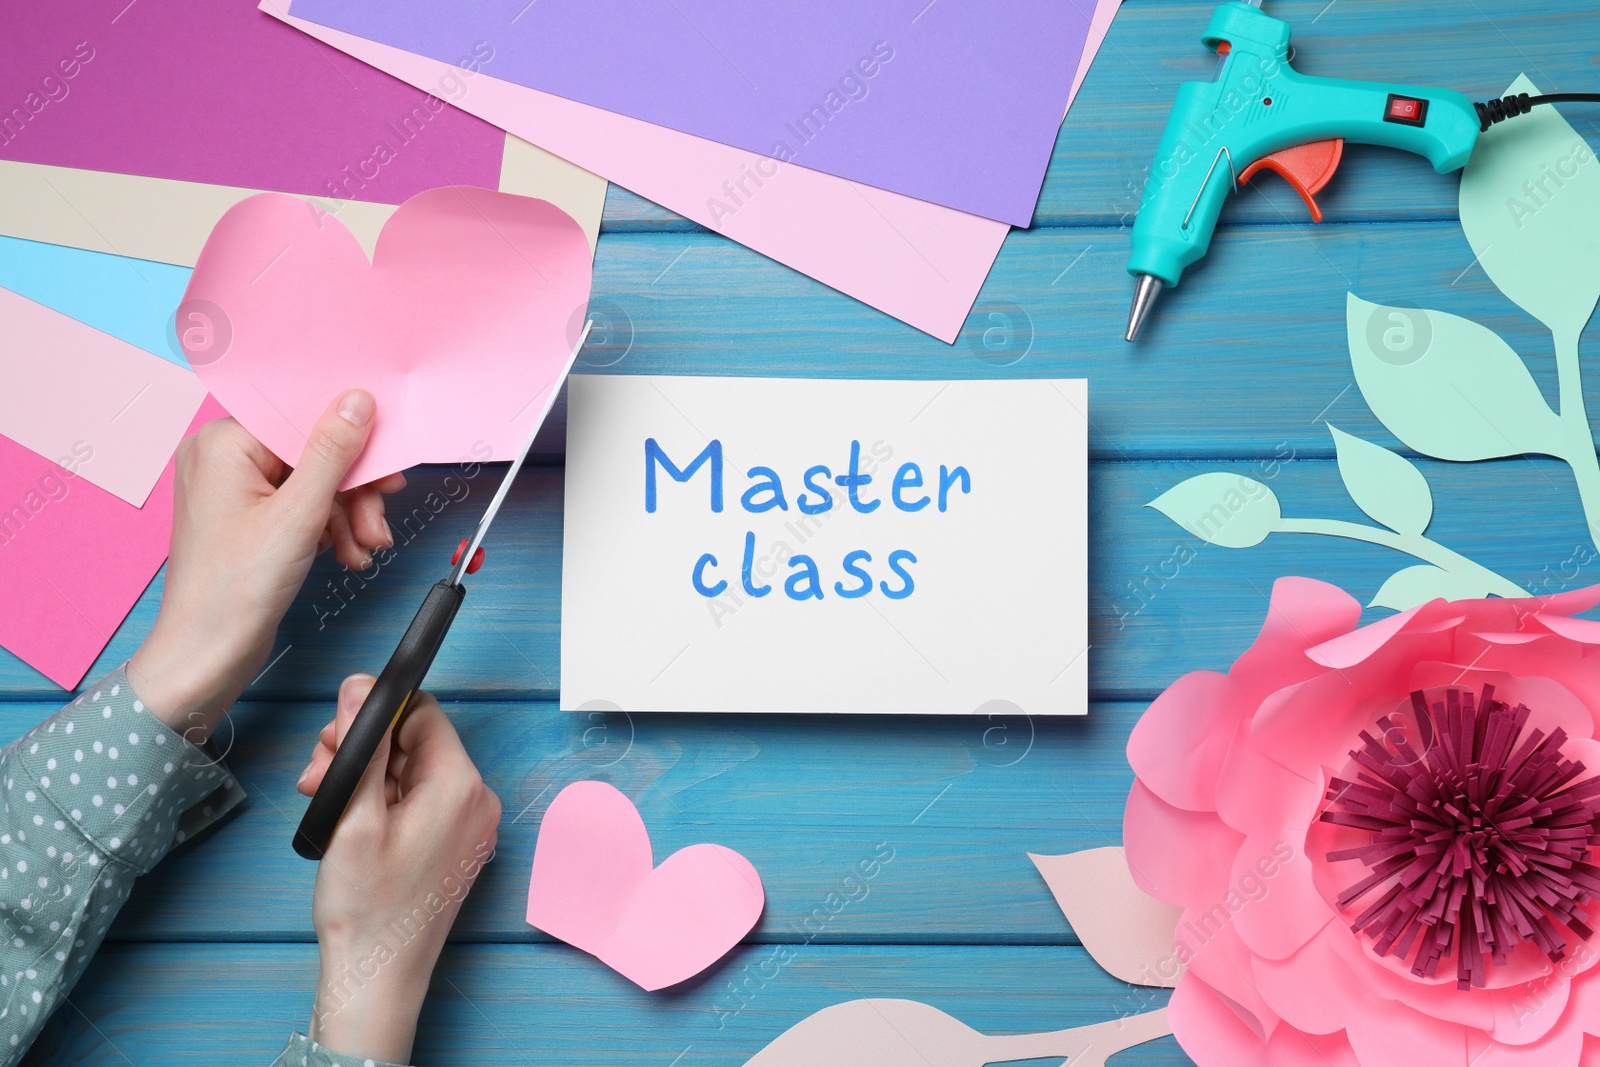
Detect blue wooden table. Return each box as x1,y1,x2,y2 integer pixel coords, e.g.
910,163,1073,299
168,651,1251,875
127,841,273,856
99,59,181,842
9,0,1600,1061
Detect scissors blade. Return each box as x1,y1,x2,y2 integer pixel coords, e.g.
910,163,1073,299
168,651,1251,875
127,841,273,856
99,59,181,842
447,320,592,587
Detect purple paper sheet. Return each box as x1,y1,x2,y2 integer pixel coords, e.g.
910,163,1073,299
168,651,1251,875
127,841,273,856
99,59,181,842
289,0,1091,226
0,0,503,202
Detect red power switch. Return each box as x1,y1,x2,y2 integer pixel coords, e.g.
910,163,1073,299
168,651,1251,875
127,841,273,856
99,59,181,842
1384,93,1428,127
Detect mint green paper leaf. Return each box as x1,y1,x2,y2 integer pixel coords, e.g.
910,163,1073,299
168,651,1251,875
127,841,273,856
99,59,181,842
1146,473,1280,548
1328,425,1432,535
1369,564,1510,611
1459,76,1600,339
1347,293,1561,460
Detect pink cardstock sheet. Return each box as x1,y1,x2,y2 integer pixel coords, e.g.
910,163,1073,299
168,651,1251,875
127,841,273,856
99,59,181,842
1073,0,1124,103
0,397,226,690
0,285,207,507
180,187,593,489
526,780,764,991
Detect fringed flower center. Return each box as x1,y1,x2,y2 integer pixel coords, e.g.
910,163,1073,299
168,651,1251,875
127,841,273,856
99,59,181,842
1320,685,1600,989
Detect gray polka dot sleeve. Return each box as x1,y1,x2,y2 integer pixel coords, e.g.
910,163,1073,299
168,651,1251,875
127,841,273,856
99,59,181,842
0,665,245,1063
0,666,408,1067
272,1031,406,1067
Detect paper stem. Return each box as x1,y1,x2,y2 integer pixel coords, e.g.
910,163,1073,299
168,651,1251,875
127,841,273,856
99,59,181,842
977,1008,1172,1065
1551,327,1600,549
1274,518,1528,597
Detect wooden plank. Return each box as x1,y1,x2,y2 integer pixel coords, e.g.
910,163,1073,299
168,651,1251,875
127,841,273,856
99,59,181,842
562,221,1585,463
1,452,1583,698
28,943,1182,1066
0,696,1138,943
4,220,1586,473
565,226,1588,463
0,464,1580,942
595,0,1600,233
1037,0,1600,227
205,216,1585,477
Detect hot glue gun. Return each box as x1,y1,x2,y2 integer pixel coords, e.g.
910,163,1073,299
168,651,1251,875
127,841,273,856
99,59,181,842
1124,0,1600,341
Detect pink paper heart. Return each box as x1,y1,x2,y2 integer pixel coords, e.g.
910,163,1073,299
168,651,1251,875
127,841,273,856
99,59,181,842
527,780,765,990
179,186,591,489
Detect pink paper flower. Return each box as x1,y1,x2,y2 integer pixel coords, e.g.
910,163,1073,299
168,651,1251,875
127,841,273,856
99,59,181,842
1125,578,1600,1067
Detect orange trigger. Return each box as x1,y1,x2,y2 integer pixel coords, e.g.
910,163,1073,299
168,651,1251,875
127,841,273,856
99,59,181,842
1239,138,1344,223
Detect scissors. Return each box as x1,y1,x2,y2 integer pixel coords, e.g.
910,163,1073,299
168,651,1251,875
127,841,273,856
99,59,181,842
292,321,592,860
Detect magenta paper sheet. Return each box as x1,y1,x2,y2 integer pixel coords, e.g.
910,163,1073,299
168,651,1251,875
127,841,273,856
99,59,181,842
0,0,502,202
0,398,226,690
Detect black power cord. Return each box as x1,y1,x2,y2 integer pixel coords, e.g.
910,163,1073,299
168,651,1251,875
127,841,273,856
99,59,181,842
1475,91,1600,131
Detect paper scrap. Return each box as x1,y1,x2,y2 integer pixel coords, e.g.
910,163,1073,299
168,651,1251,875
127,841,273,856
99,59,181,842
0,135,604,266
526,780,764,991
1030,847,1184,988
0,398,225,690
741,1000,1171,1067
560,375,1088,714
181,187,593,490
0,0,500,201
498,135,607,252
269,2,1008,343
291,0,1092,226
0,286,206,507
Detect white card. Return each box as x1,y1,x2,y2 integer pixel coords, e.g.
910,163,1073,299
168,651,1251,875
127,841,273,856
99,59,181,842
560,375,1087,714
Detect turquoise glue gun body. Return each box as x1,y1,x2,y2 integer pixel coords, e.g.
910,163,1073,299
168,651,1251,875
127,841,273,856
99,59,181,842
1124,1,1481,340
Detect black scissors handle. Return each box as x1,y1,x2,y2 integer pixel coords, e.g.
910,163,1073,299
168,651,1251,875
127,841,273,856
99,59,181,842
292,579,465,860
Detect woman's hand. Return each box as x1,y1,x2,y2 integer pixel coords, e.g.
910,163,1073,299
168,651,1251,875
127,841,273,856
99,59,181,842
128,390,404,738
297,675,502,1065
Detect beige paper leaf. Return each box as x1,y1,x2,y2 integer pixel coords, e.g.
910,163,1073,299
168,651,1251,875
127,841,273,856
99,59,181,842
1031,846,1184,987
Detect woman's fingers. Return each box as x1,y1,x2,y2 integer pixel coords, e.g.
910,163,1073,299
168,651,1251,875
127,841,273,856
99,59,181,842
298,675,377,795
299,728,403,801
385,745,411,802
370,471,407,495
322,472,401,566
326,506,369,571
342,484,393,554
334,674,375,744
391,694,500,845
297,736,336,796
327,725,394,851
391,693,473,793
333,669,395,838
276,389,375,539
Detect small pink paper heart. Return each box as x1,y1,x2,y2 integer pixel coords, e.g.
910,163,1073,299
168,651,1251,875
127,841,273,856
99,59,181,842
179,186,591,489
527,780,764,990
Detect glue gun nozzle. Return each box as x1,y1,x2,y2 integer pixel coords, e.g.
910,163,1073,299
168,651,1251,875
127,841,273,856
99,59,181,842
1125,274,1163,342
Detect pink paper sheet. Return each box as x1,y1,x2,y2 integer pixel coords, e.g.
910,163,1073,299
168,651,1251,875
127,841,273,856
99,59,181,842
1073,0,1124,103
526,781,764,991
0,286,207,507
270,2,1075,341
0,0,501,202
182,187,593,489
0,398,226,690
